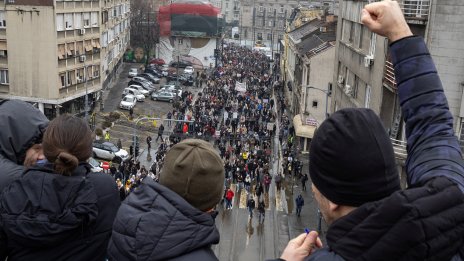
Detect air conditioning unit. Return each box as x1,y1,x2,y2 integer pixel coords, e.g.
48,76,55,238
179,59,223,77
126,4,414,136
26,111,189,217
338,75,344,84
345,84,352,95
79,28,86,35
364,55,374,68
79,55,86,62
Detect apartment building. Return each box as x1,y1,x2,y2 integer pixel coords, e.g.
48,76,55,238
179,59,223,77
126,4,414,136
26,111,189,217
333,0,464,144
0,0,130,119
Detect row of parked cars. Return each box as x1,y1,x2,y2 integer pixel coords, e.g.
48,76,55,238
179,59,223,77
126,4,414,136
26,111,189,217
120,63,195,109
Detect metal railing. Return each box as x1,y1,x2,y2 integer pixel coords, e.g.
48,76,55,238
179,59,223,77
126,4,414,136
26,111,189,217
383,60,397,90
391,138,407,159
399,0,430,20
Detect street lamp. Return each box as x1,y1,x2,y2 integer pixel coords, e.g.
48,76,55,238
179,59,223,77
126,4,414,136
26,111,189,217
305,83,332,235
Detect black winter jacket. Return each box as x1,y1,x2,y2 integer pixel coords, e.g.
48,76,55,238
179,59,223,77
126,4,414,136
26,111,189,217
0,164,120,260
0,100,48,192
108,177,220,261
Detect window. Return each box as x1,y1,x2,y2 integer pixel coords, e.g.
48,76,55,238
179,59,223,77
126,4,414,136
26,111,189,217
0,11,6,28
0,70,8,84
268,20,273,27
91,12,98,27
257,33,262,40
56,14,64,31
178,38,183,44
102,10,108,24
64,13,73,30
267,33,272,40
67,71,73,86
83,13,90,27
0,50,7,57
312,100,318,108
60,74,66,88
75,13,82,29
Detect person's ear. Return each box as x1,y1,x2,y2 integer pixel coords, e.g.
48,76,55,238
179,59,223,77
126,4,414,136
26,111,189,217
328,201,339,212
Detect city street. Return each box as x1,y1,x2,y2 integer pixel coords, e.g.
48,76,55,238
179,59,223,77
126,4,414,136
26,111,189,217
92,61,325,260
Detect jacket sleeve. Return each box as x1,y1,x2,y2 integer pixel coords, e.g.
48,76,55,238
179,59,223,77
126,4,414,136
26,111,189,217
0,153,24,193
390,36,464,192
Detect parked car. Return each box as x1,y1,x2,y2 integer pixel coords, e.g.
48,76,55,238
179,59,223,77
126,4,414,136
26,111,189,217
128,68,138,78
128,84,150,96
119,95,137,110
92,141,129,163
151,91,176,103
139,73,160,84
170,60,192,69
159,85,182,97
88,157,103,172
149,58,166,65
183,66,194,74
132,76,155,87
128,79,154,92
122,87,145,102
145,67,163,78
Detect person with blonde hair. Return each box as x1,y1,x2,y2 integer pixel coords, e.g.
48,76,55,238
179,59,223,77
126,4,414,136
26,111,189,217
0,114,120,260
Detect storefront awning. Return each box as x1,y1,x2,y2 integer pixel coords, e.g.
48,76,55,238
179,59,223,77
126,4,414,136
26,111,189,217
293,114,316,139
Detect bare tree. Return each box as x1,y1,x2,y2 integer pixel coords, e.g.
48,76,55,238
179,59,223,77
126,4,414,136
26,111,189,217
130,0,159,64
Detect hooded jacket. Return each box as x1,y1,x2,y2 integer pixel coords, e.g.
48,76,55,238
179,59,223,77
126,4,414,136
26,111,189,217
0,100,49,192
297,36,464,261
0,163,120,261
108,177,220,261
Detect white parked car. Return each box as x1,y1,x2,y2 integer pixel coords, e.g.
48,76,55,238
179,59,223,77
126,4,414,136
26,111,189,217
122,87,145,102
92,141,129,163
128,84,150,96
128,68,138,78
161,64,169,76
119,95,137,110
183,66,194,74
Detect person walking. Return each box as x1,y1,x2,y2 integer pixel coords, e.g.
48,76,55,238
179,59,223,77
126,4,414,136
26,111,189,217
166,111,172,127
225,187,234,210
275,174,282,191
264,173,272,194
301,173,308,191
146,135,152,151
156,124,164,142
257,198,265,223
105,131,110,142
276,2,464,260
247,196,255,219
295,194,304,217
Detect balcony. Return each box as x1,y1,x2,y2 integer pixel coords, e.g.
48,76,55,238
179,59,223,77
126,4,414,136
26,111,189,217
383,60,397,92
399,0,430,24
256,11,264,17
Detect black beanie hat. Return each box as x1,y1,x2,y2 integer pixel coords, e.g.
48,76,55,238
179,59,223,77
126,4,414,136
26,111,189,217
309,108,400,207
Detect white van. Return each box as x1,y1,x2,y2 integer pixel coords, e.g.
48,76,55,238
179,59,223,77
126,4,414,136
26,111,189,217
122,87,145,102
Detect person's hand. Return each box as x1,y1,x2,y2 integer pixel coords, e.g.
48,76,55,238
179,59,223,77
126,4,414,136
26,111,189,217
280,231,323,261
361,0,413,42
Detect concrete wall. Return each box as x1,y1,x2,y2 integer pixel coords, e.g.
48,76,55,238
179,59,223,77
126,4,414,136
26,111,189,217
307,47,335,121
426,0,464,134
7,6,58,100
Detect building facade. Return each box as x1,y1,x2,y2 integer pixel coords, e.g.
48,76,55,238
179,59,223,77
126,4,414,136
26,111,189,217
0,0,130,119
333,0,464,145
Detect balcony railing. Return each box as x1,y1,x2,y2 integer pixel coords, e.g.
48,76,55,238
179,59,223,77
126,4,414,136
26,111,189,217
383,60,397,91
399,0,430,20
391,138,407,160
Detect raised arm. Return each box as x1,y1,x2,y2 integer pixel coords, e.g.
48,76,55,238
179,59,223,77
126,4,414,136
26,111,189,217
362,0,464,191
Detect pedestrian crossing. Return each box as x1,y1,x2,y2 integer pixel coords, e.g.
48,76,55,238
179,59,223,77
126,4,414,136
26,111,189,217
226,184,282,211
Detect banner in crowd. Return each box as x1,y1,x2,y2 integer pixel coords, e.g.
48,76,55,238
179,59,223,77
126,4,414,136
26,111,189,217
235,82,247,93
